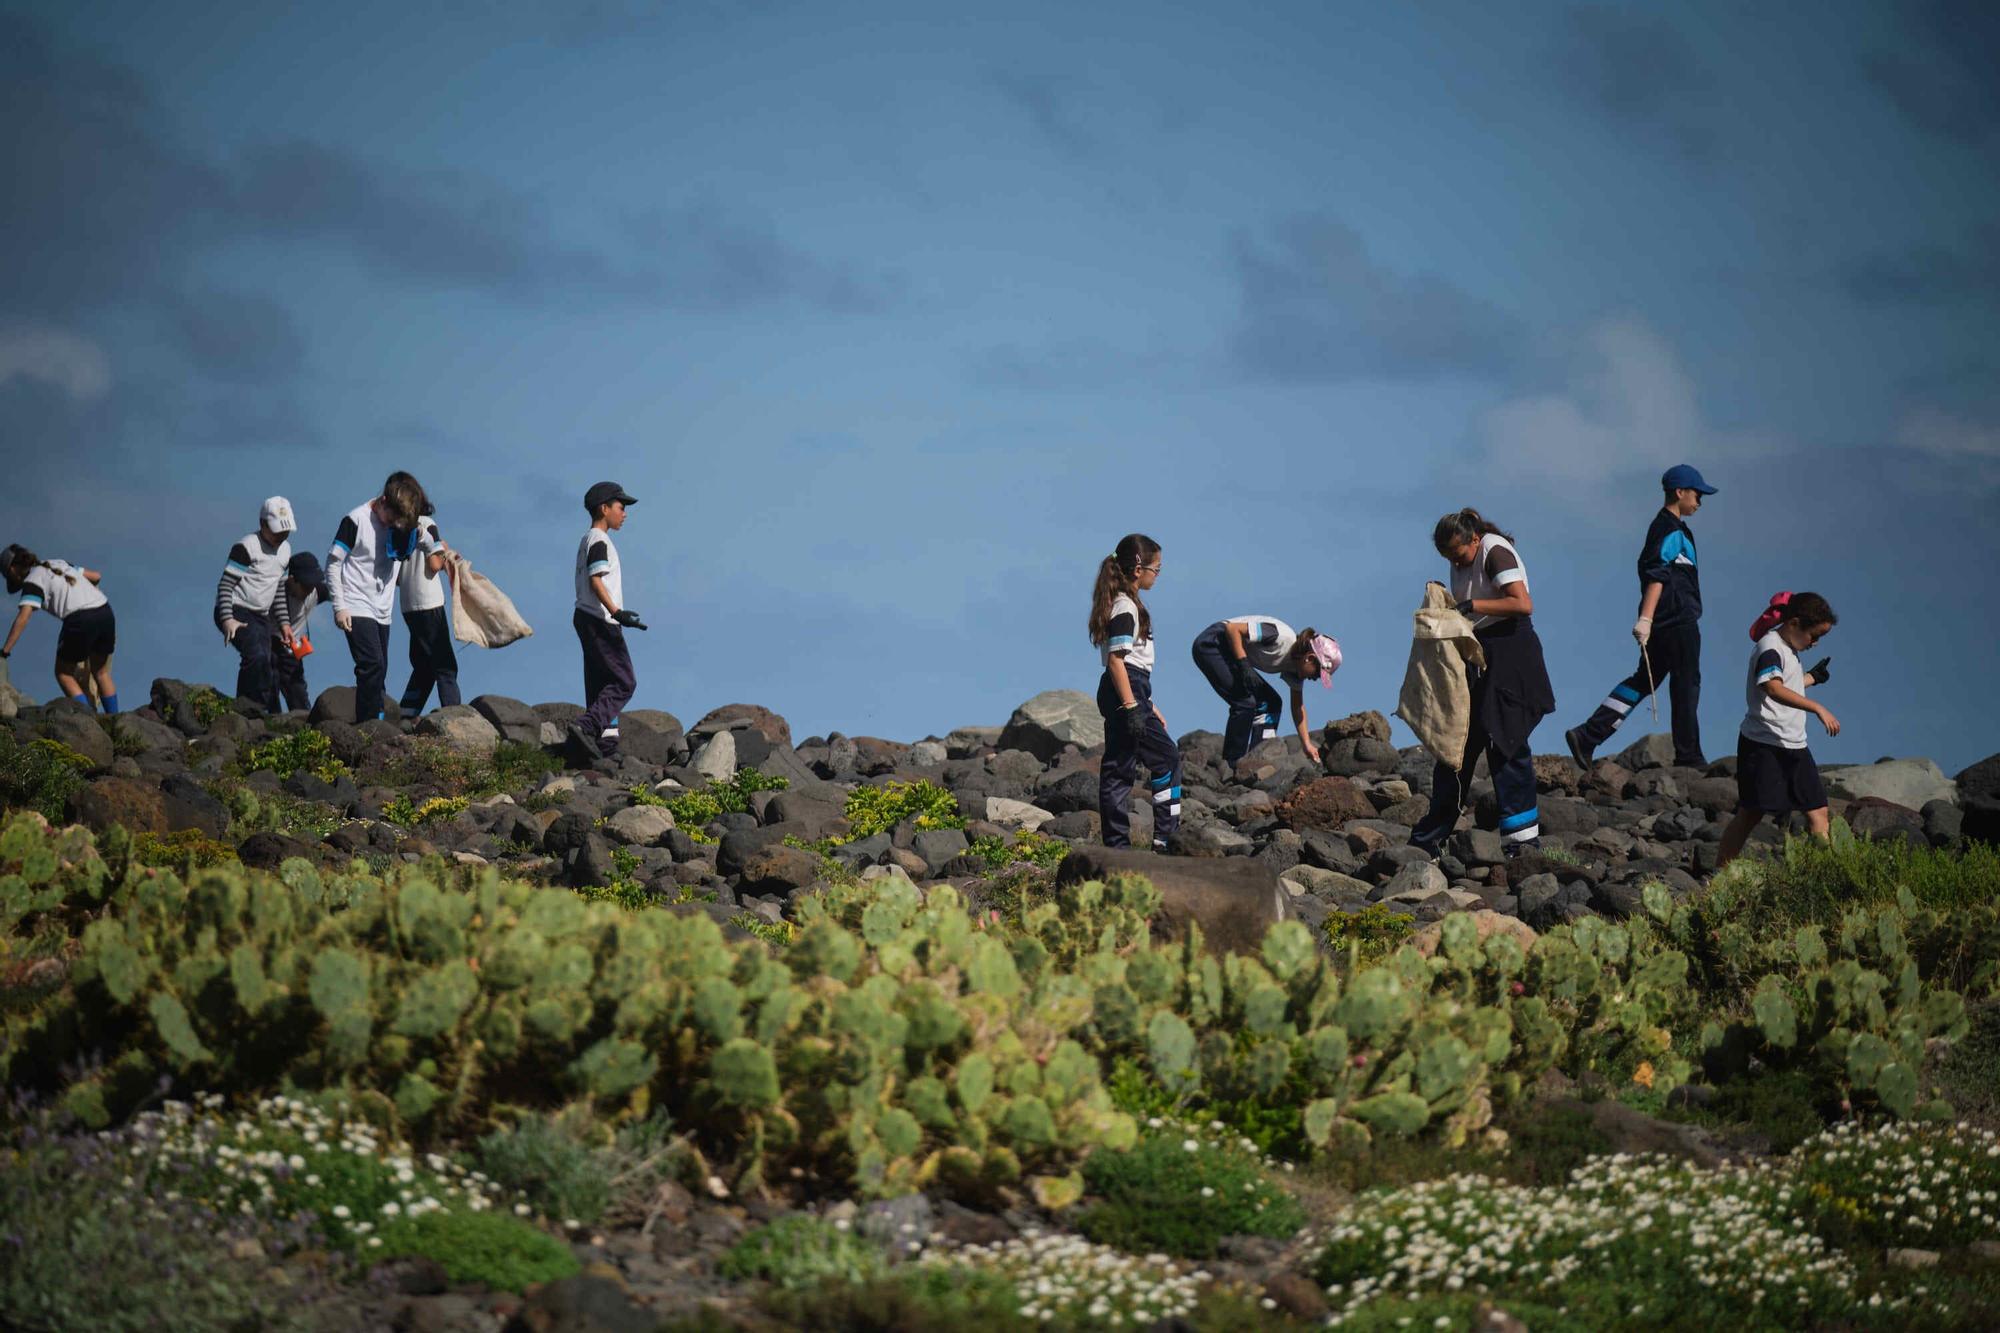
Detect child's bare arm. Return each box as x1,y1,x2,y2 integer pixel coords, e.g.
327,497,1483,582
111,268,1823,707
1760,679,1839,735
83,569,102,584
589,574,619,616
1,604,33,656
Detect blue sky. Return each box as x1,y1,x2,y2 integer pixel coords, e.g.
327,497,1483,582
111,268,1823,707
3,0,1997,770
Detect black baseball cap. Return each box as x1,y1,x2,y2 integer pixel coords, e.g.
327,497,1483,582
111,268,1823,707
287,552,324,586
584,481,637,515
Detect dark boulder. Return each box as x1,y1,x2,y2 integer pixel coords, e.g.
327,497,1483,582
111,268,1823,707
1055,845,1288,958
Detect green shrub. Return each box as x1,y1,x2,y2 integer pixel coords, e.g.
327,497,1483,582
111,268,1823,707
380,794,470,828
374,1207,578,1290
843,779,962,838
1323,903,1414,967
1694,1066,1830,1154
214,782,342,840
379,739,561,800
130,827,239,869
964,829,1070,871
0,733,91,820
717,1215,891,1290
160,685,229,729
241,728,348,783
1788,1120,2000,1249
0,1109,340,1333
662,766,789,840
1078,1122,1305,1258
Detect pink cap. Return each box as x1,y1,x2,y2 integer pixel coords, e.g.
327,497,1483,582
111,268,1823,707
1307,633,1341,687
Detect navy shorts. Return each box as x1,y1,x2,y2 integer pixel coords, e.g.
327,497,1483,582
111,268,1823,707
1735,734,1826,813
55,605,116,660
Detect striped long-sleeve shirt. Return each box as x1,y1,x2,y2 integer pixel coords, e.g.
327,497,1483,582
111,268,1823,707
215,532,292,632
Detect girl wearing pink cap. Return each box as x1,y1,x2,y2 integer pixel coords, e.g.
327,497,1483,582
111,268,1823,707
1191,617,1340,764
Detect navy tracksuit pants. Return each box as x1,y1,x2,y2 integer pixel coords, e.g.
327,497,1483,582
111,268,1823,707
1572,620,1704,766
1096,666,1182,850
399,606,462,714
1412,663,1540,855
272,634,310,712
574,609,636,755
230,609,279,713
344,618,392,722
1191,622,1282,763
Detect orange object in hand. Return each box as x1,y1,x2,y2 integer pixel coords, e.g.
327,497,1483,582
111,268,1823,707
292,634,313,661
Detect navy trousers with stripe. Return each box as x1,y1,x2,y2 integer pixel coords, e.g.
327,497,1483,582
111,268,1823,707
1572,620,1703,766
574,609,635,755
1096,666,1182,850
1412,665,1540,854
1190,622,1282,762
230,609,279,713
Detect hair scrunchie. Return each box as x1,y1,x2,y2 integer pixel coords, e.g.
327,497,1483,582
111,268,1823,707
1748,591,1792,640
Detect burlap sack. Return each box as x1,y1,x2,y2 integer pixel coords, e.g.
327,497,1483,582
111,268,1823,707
447,552,534,649
1394,581,1486,768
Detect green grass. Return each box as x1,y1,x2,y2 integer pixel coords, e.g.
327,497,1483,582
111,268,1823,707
1077,1122,1305,1258
716,1216,891,1290
0,733,91,821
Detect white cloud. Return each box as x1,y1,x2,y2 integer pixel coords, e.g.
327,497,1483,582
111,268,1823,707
1478,317,1778,491
0,325,111,400
1897,406,2000,459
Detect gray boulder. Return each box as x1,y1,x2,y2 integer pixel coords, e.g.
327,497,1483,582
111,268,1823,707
1614,733,1676,771
618,709,687,768
310,687,400,726
1055,845,1287,957
1372,859,1447,903
414,705,502,754
998,689,1104,762
985,797,1056,830
35,707,113,769
603,805,676,846
1824,758,1956,811
911,828,969,876
690,730,737,782
468,695,542,746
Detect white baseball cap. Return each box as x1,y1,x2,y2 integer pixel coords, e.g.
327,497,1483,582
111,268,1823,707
260,496,296,535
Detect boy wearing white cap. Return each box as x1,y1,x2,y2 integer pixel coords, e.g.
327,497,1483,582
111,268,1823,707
215,496,295,713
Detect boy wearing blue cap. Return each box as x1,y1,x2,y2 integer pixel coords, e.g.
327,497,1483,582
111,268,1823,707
1566,464,1716,769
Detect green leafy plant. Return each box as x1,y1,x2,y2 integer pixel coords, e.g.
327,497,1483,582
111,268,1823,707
160,685,230,728
964,829,1070,871
661,766,789,841
0,733,92,821
716,1215,891,1290
1324,903,1415,967
843,779,963,838
1078,1122,1305,1257
730,913,797,947
213,783,342,841
380,794,470,828
241,729,348,783
130,827,239,869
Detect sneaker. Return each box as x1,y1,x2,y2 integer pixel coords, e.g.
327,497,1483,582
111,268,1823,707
1564,727,1594,769
1503,838,1541,861
564,720,603,765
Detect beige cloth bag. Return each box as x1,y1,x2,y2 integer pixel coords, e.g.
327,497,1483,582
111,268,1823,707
446,551,534,649
1394,580,1487,767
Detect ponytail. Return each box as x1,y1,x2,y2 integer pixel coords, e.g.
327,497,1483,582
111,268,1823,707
1750,591,1837,639
0,545,69,593
1432,507,1513,557
1088,534,1160,647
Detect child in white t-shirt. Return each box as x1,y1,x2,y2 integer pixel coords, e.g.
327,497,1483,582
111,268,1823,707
1715,592,1839,872
1088,534,1181,851
396,502,459,715
1190,616,1340,764
1,543,119,712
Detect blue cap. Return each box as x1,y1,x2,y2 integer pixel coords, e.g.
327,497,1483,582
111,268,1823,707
1662,463,1717,495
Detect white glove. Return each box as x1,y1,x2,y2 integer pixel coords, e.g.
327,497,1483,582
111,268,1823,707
1632,616,1653,647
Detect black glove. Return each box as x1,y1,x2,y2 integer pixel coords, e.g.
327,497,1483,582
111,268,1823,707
1229,656,1258,695
1806,657,1830,686
612,609,648,631
1116,702,1149,744
1455,599,1476,618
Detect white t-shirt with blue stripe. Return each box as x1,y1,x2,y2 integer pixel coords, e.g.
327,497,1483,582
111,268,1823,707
1099,593,1154,671
1742,630,1807,749
18,561,107,620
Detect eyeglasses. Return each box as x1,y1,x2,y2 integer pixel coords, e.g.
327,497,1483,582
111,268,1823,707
1137,564,1161,574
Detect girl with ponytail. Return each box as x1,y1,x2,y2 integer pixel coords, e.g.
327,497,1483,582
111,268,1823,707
1088,535,1182,851
1715,592,1840,870
1,542,120,712
1410,508,1555,859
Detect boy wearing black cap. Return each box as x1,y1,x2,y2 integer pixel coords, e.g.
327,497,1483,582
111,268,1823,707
1566,464,1717,769
569,482,646,760
274,552,333,713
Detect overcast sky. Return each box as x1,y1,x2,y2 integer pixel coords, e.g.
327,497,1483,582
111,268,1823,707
4,1,1997,771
